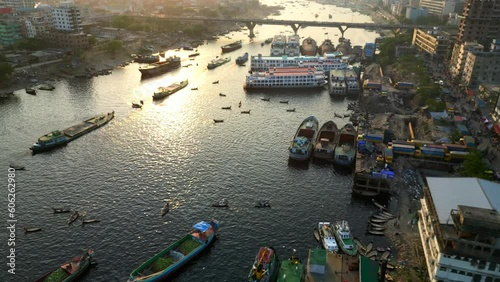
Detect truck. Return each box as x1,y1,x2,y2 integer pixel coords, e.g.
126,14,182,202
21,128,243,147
391,144,415,155
421,147,446,158
460,136,476,149
363,80,382,90
394,82,413,89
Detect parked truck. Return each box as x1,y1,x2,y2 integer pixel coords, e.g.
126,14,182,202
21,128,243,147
363,80,382,90
394,82,413,89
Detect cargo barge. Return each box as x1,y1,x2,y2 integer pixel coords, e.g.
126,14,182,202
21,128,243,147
139,56,181,78
30,112,115,153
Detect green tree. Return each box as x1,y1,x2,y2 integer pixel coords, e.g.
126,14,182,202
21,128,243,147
111,16,131,29
88,36,97,47
0,54,7,62
0,62,14,81
105,40,123,54
461,149,491,179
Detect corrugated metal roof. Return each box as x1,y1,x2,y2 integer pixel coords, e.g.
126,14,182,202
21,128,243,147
478,179,500,211
426,177,494,224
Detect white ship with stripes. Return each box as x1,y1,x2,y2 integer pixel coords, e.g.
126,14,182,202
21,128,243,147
244,67,327,89
250,54,348,73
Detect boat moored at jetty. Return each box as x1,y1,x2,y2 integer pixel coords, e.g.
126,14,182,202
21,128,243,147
285,35,301,57
128,220,219,281
236,52,249,65
30,112,115,153
334,123,357,167
333,220,357,256
244,67,327,89
139,56,181,78
208,56,231,69
288,116,319,161
248,246,279,282
270,34,286,56
250,54,347,73
221,40,242,53
318,222,339,253
35,249,95,282
301,37,318,56
313,121,338,161
277,250,305,282
153,80,189,100
319,39,336,55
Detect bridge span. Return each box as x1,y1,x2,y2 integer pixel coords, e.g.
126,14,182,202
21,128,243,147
134,15,433,38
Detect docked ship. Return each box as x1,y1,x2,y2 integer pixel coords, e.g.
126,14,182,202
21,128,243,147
30,112,115,153
207,56,231,69
318,39,336,56
153,80,189,100
244,67,327,89
313,121,338,161
301,37,318,56
236,52,249,66
270,34,286,56
336,38,352,55
139,56,181,78
221,40,242,53
250,54,347,74
334,123,357,167
284,35,301,57
333,220,358,256
329,69,360,96
288,116,319,161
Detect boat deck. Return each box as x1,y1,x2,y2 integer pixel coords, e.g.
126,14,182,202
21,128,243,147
63,122,97,138
306,250,359,282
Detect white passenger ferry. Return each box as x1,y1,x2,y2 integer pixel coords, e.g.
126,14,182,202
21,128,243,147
270,34,286,56
285,35,301,57
329,69,360,96
244,67,327,89
250,54,348,73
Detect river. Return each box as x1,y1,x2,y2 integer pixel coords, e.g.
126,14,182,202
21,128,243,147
0,0,387,281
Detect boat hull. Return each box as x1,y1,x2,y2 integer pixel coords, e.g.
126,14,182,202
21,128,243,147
221,41,242,53
35,251,93,282
248,246,279,282
31,112,114,154
288,116,319,161
139,58,181,78
153,80,189,100
313,121,338,161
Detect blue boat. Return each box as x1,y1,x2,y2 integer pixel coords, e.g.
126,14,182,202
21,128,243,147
128,219,219,282
236,52,249,65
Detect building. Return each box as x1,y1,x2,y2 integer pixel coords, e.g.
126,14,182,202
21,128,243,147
462,51,500,89
406,6,429,22
419,177,500,282
412,27,450,59
3,0,35,9
52,3,82,32
40,31,89,49
489,85,500,121
419,0,461,17
449,41,483,78
390,1,405,16
0,20,22,46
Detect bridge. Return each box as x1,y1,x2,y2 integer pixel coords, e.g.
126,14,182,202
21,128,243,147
136,15,433,38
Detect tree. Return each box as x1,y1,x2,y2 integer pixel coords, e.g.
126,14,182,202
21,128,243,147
88,36,97,47
0,62,14,81
460,149,491,179
105,40,123,54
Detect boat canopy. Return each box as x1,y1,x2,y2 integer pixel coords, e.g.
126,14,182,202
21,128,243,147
193,221,210,232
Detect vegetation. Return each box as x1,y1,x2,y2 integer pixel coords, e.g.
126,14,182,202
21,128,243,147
460,149,492,179
11,38,51,51
150,257,174,272
377,33,412,67
42,268,69,282
414,15,447,26
0,62,14,82
177,238,200,255
104,40,123,54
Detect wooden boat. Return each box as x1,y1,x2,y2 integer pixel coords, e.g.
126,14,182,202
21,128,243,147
288,116,319,161
39,84,55,91
212,199,228,207
24,227,42,233
386,262,396,270
380,250,391,261
53,208,71,213
334,113,343,118
333,124,357,167
188,53,200,57
382,211,395,218
25,87,36,95
153,80,189,100
236,52,249,65
366,250,378,258
238,101,242,107
248,246,279,282
68,211,79,225
369,218,387,224
369,226,385,231
161,202,169,217
318,222,339,253
261,98,270,101
213,119,224,123
129,220,219,281
241,110,251,114
191,87,198,90
221,106,231,110
35,249,95,282
301,37,318,56
279,100,289,104
372,199,388,211
313,228,321,242
365,242,373,254
277,250,304,282
221,40,242,53
9,164,25,170
219,93,226,96
372,214,390,221
369,222,385,228
207,56,231,70
255,201,271,208
313,120,338,161
132,101,144,108
333,220,357,256
353,237,366,254
81,219,100,225
286,108,296,112
367,230,385,236
212,80,219,84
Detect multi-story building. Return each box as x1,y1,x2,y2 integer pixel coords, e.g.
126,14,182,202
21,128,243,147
419,0,461,17
52,2,82,32
462,50,500,89
0,20,22,46
450,41,483,78
3,0,35,10
40,31,89,49
490,85,500,121
412,27,450,59
406,6,429,22
390,1,405,16
419,177,500,282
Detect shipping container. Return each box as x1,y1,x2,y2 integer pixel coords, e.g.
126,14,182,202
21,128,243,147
392,144,415,155
421,147,445,158
364,133,384,143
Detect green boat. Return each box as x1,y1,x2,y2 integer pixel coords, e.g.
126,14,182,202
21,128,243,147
277,250,305,282
35,249,95,282
333,220,358,256
128,219,219,282
207,56,231,69
248,246,279,282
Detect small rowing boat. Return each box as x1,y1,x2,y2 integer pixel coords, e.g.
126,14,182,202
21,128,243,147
35,249,95,282
24,227,42,233
219,93,226,97
53,208,71,213
279,100,289,104
82,219,100,225
68,211,79,225
241,110,251,114
369,217,387,224
313,228,321,242
221,106,231,110
369,222,385,228
213,119,224,123
255,201,271,208
212,198,228,207
261,98,270,101
365,242,373,254
286,108,296,112
161,202,169,217
372,199,388,211
367,230,384,236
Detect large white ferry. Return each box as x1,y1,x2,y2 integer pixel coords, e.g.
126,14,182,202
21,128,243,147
285,35,301,57
244,67,327,89
329,68,360,96
270,34,286,56
250,54,348,73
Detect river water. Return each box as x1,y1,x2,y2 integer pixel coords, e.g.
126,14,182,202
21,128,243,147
1,1,386,281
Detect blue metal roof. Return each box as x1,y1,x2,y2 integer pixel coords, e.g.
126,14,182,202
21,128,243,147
193,221,210,232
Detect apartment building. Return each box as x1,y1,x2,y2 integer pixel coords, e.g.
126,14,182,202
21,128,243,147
0,20,21,46
52,3,82,32
412,27,450,59
419,0,460,16
3,0,35,9
419,177,500,282
462,51,500,89
406,6,428,22
450,41,483,78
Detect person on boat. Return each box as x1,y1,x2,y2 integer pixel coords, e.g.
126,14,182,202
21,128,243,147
252,263,267,281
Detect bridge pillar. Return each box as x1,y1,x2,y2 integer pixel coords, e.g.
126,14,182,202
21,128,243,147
338,26,349,40
289,23,302,35
245,22,257,38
